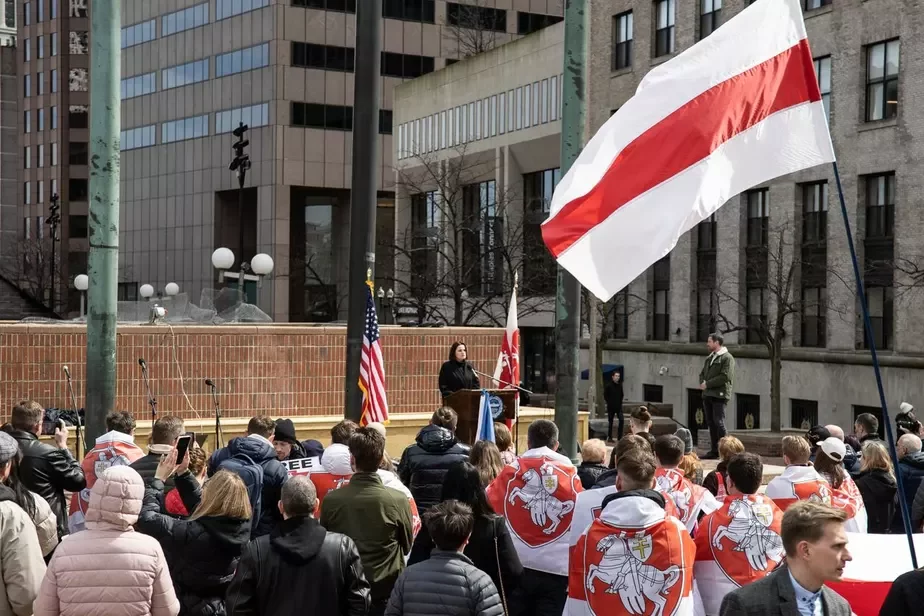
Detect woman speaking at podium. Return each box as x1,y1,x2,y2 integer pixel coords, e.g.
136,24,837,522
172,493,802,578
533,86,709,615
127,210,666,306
439,341,481,398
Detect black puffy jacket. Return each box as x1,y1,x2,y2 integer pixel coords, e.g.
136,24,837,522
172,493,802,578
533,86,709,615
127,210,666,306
385,551,503,616
226,515,371,616
137,474,251,616
208,436,289,537
855,468,896,534
398,425,470,511
8,429,86,538
577,462,609,490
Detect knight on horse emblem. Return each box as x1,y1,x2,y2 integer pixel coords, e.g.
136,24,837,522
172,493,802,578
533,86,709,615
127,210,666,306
508,462,575,536
710,498,784,572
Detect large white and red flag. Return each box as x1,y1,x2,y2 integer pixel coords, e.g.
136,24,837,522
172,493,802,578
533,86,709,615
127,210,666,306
492,278,520,399
541,0,835,300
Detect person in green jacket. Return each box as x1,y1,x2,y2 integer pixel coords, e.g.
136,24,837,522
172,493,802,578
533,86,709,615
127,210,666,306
699,332,736,460
321,426,413,616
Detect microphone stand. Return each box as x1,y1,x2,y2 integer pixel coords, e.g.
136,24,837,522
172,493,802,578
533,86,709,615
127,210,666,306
469,367,532,455
63,367,86,458
206,380,223,449
139,362,157,425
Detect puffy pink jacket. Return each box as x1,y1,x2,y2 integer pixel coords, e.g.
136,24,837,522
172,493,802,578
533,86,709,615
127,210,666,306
34,466,180,616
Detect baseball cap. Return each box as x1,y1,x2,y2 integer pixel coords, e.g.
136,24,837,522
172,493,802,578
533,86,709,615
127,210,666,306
819,437,846,463
806,425,831,447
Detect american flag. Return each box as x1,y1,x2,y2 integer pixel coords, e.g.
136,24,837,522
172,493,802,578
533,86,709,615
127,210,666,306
359,283,389,426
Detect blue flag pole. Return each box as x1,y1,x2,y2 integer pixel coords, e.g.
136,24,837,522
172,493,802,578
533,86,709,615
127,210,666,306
832,162,917,568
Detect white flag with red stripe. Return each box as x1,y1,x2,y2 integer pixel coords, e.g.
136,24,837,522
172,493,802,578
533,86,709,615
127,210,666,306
493,280,520,394
541,0,834,300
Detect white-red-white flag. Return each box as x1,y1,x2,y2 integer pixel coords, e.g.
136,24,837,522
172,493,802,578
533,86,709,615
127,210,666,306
493,280,520,396
542,0,835,300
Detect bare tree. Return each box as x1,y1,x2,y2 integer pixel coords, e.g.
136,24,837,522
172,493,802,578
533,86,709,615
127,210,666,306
394,144,552,327
1,237,65,315
444,0,503,59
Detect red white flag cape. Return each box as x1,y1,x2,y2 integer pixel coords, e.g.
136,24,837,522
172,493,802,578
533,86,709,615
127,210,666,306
764,464,832,511
828,533,924,616
493,281,520,428
69,431,144,533
541,0,834,300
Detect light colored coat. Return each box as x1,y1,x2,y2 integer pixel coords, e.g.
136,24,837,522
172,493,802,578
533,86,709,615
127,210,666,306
29,492,58,558
0,499,45,616
34,466,180,616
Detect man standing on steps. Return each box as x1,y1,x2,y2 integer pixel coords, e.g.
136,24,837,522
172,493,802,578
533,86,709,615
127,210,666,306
699,333,735,460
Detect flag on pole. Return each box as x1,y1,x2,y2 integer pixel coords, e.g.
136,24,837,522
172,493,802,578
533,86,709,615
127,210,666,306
493,277,520,396
475,391,496,443
359,282,389,426
541,0,835,300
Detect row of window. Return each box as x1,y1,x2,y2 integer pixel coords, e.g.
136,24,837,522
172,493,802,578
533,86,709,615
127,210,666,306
291,103,393,134
162,2,208,37
23,213,88,241
23,69,59,97
121,0,268,49
21,32,58,63
22,178,59,205
291,43,436,79
21,0,64,27
23,143,59,169
116,103,271,151
396,75,562,160
23,106,58,133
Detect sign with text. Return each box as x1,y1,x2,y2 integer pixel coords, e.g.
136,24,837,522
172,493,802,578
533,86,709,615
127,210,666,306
281,456,322,476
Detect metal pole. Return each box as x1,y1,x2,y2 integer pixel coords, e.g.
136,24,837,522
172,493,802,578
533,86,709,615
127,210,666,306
553,0,587,462
344,0,382,422
85,0,120,445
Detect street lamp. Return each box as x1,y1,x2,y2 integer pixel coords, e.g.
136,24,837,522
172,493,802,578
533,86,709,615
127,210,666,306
377,286,395,324
139,284,154,300
74,274,88,317
211,247,274,304
164,282,180,298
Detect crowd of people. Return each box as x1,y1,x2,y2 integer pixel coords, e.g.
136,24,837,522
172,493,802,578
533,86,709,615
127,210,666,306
0,392,920,615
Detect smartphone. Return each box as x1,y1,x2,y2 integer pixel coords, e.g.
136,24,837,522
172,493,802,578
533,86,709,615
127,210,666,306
186,431,197,447
175,434,192,462
57,419,66,432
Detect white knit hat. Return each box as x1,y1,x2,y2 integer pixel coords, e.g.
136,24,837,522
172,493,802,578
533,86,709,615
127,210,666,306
900,402,914,415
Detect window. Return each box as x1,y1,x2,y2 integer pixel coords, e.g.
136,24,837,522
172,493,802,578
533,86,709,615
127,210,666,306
523,168,561,295
801,181,827,348
69,0,88,18
69,68,88,91
51,106,57,129
291,42,354,71
121,20,156,48
746,287,767,344
38,36,44,58
69,30,88,54
791,399,819,430
24,181,31,205
292,103,352,130
37,181,43,204
162,59,209,89
866,173,894,239
161,115,209,143
216,0,269,20
120,125,156,150
120,72,156,99
379,109,393,134
745,189,769,343
37,144,44,167
461,180,501,295
410,190,440,295
50,0,57,18
216,43,270,77
863,173,895,350
51,143,58,166
700,0,721,38
612,11,633,70
38,108,44,131
292,0,356,11
51,32,58,56
118,283,140,302
23,38,29,62
746,188,769,247
613,289,629,339
37,0,43,21
654,0,675,57
736,394,761,430
801,287,826,347
215,103,270,134
24,110,30,133
815,56,831,119
23,217,30,240
652,256,670,340
866,40,900,122
381,52,435,79
38,72,45,95
447,2,506,32
51,179,57,196
69,142,88,165
36,216,44,240
69,105,88,129
695,214,717,342
23,74,30,97
23,146,30,169
643,384,664,403
802,181,827,243
804,0,831,9
69,215,88,239
383,0,435,22
162,3,208,36
517,11,563,35
23,1,29,25
51,69,58,93
5,0,14,27
551,76,559,121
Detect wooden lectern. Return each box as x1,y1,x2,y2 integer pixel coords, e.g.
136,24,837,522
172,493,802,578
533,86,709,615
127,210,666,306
443,389,518,446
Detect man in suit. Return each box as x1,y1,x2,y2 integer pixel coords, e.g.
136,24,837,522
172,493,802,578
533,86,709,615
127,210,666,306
719,500,852,616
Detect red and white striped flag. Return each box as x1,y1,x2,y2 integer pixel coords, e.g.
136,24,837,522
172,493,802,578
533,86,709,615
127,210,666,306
493,279,520,394
359,283,389,425
542,0,834,300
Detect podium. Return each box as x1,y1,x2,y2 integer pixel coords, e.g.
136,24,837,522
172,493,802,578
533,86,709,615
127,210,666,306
443,389,518,446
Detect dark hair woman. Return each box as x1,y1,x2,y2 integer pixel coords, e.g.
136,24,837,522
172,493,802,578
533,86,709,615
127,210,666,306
408,461,522,598
438,341,481,398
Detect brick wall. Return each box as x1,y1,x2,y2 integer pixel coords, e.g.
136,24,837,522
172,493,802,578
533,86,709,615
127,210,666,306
0,324,502,419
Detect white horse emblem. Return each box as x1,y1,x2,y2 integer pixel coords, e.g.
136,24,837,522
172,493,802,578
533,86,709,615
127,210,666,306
508,463,575,535
586,532,681,616
656,474,691,521
711,499,784,571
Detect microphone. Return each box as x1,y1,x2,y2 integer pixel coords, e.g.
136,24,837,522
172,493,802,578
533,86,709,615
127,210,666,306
63,365,71,380
138,358,147,369
204,379,215,388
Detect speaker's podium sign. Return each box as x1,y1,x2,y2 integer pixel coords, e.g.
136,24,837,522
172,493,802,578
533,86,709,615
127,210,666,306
281,456,322,477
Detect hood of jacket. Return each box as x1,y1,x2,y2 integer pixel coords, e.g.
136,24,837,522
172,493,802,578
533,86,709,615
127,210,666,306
901,451,924,471
226,435,277,464
270,515,328,564
321,443,353,475
416,424,458,453
86,465,143,531
198,514,252,548
0,484,16,504
602,488,666,511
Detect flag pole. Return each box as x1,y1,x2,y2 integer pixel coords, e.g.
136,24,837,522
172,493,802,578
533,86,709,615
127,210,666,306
553,0,587,463
832,161,917,568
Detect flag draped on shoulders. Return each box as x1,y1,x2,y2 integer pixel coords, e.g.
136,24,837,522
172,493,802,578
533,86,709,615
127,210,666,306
565,490,696,616
765,464,831,511
541,0,834,300
487,447,583,576
826,470,868,534
655,468,720,534
693,494,784,615
69,430,144,533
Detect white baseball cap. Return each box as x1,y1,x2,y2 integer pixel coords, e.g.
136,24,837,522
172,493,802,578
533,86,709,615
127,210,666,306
900,402,914,415
820,437,847,463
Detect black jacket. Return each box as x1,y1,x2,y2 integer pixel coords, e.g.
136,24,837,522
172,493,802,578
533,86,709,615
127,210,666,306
398,425,470,511
226,515,371,616
408,513,522,595
577,462,609,490
895,452,924,532
604,381,624,413
593,468,618,489
9,429,85,538
855,468,896,534
703,462,728,497
438,360,480,398
209,436,289,537
137,473,251,616
880,568,924,616
386,550,504,616
130,451,177,512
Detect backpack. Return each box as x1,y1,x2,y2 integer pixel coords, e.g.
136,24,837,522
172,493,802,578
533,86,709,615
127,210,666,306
217,452,264,535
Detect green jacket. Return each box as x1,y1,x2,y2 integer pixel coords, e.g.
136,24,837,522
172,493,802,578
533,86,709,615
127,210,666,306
699,348,735,400
320,472,413,605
